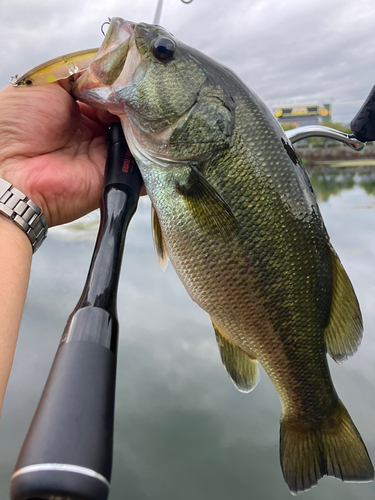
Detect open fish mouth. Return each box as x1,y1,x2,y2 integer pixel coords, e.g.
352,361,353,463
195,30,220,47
73,17,134,92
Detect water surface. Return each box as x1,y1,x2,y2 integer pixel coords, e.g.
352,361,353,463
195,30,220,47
1,168,374,500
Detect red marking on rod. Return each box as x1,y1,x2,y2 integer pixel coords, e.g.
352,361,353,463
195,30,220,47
122,149,136,173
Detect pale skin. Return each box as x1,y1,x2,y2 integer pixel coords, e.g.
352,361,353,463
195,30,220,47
0,81,124,413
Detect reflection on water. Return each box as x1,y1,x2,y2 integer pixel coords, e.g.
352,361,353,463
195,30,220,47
1,168,375,500
361,179,375,197
310,168,375,203
52,210,100,241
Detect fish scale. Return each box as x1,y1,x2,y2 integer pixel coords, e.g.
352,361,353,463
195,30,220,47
73,17,373,494
151,146,333,418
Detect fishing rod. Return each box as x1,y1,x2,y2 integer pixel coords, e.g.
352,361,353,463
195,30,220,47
153,0,193,25
10,122,143,500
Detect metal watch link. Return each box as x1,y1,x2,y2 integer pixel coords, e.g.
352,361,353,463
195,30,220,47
0,178,48,253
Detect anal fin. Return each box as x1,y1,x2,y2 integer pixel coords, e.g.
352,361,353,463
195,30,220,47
324,246,363,363
151,204,168,271
212,321,259,393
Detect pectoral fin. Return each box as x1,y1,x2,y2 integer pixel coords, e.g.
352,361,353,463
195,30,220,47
212,321,259,393
324,246,363,363
151,205,168,271
176,165,240,240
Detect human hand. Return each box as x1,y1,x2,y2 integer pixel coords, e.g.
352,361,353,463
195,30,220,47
0,81,117,227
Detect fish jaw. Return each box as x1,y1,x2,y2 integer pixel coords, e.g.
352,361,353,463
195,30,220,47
90,17,134,85
72,17,140,114
73,18,206,136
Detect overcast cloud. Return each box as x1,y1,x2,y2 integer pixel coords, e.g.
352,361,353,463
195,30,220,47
1,0,375,123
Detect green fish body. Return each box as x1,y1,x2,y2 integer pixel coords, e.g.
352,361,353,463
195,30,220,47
73,18,374,493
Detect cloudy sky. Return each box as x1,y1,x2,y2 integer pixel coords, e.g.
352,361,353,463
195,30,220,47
1,0,375,123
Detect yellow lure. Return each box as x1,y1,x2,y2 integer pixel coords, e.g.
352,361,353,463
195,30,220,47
10,48,99,87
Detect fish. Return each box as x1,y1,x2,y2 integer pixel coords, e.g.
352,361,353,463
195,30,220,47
72,17,374,493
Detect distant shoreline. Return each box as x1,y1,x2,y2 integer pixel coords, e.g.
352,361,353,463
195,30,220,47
296,144,375,171
305,162,375,174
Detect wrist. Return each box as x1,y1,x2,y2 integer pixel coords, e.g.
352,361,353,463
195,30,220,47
0,216,33,257
0,178,48,253
0,210,33,414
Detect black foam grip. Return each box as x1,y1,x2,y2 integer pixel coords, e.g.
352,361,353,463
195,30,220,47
10,339,116,500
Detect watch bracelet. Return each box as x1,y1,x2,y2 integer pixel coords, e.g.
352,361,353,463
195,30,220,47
0,178,48,253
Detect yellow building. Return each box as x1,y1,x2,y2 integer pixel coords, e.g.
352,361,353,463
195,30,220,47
273,104,332,127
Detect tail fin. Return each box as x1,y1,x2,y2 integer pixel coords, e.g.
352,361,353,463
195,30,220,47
280,400,374,494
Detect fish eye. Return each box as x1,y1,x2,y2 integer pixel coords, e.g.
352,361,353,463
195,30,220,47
152,37,175,60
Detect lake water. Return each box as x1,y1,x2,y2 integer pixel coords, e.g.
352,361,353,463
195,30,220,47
1,167,375,500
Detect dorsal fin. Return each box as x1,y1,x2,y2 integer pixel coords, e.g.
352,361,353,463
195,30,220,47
212,321,259,393
324,246,363,363
151,204,168,271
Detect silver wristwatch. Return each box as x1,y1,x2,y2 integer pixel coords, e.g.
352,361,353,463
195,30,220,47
0,178,48,253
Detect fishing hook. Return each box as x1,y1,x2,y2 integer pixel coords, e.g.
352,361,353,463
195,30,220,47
181,0,193,3
101,18,111,36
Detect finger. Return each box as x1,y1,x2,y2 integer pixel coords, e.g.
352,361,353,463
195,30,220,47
96,109,120,126
57,70,84,94
57,77,74,93
78,102,119,126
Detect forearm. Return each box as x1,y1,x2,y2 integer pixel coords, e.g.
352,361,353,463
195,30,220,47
0,216,32,413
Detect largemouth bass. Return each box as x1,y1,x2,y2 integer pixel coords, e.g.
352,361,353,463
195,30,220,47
73,18,374,493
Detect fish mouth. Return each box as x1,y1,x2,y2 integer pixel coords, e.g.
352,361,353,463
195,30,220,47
73,17,135,93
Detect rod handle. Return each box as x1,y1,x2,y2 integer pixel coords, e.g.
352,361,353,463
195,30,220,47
10,328,116,500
